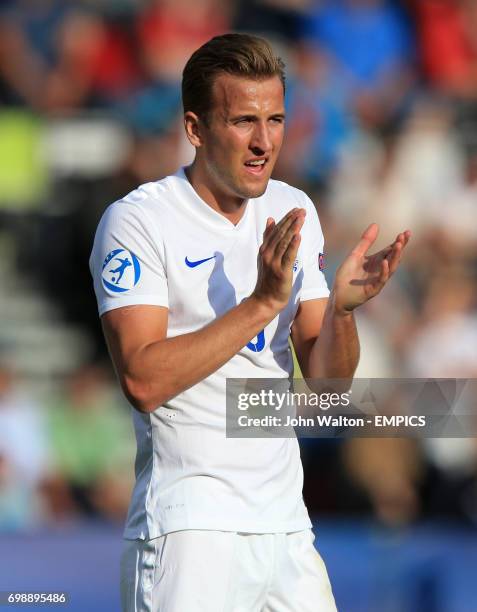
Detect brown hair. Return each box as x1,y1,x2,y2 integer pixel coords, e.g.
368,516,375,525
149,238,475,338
182,33,286,121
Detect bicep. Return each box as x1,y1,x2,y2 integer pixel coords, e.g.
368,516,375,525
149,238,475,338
101,305,168,379
291,298,328,378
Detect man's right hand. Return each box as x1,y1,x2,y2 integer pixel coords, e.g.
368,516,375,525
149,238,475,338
252,208,306,313
102,207,306,413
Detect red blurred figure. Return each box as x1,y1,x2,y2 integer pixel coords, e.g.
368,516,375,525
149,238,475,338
44,11,139,112
137,0,230,82
413,0,477,97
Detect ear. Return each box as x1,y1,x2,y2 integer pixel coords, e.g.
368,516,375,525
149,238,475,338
184,111,203,148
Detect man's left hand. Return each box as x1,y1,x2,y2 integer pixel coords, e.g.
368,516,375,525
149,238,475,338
332,224,411,315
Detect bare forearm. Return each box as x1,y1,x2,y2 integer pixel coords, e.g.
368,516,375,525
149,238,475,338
307,291,360,379
106,207,305,413
120,297,276,411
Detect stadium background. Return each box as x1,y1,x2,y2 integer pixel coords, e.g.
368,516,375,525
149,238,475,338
0,0,477,610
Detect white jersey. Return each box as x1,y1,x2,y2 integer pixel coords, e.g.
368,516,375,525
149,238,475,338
90,168,329,540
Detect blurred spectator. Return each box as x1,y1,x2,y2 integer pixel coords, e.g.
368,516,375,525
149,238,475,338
0,2,140,113
275,42,353,190
46,364,135,523
411,0,477,99
234,0,309,42
0,0,74,109
343,437,423,526
406,273,477,379
427,153,477,253
403,272,477,524
43,10,139,111
115,0,230,137
136,0,230,82
0,365,51,529
328,99,465,247
300,0,416,130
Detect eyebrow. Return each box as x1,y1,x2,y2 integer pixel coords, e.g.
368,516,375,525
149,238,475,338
229,113,286,121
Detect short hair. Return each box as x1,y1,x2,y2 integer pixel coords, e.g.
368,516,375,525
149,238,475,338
182,33,286,120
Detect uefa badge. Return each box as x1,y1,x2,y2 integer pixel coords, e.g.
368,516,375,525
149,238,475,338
101,248,141,293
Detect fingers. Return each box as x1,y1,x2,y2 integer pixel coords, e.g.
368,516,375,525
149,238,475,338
282,231,301,269
386,229,411,275
266,208,304,251
398,230,411,246
379,257,390,285
275,214,305,264
255,208,306,310
260,208,305,266
263,217,275,239
352,223,379,257
261,213,287,251
261,209,295,246
386,241,402,275
392,230,410,251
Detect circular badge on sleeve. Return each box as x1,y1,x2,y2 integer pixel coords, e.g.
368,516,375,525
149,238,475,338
101,248,141,293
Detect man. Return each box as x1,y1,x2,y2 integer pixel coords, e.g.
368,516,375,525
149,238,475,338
90,33,409,612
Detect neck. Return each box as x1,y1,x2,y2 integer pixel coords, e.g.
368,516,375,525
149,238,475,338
185,161,247,225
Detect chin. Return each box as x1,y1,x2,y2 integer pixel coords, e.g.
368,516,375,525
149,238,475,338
239,178,270,199
248,186,268,199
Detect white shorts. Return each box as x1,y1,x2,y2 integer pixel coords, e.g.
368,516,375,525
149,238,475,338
120,529,337,612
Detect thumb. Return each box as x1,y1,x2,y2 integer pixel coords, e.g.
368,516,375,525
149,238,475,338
351,223,379,257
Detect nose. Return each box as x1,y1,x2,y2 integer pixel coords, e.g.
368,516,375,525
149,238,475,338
250,121,272,155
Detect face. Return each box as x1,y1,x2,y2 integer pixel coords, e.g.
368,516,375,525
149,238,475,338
191,74,285,204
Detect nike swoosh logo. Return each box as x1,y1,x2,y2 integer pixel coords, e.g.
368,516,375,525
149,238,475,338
185,255,216,268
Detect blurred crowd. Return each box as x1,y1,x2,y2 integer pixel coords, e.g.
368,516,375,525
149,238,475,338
1,0,477,531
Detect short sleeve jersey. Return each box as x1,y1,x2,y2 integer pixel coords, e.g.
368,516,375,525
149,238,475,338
90,168,329,539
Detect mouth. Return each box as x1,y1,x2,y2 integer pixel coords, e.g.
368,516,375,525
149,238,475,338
244,157,268,176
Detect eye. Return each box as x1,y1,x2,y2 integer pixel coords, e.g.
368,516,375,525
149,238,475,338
270,116,284,124
235,117,253,125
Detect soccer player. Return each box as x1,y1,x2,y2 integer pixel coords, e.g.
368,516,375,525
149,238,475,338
90,33,409,612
